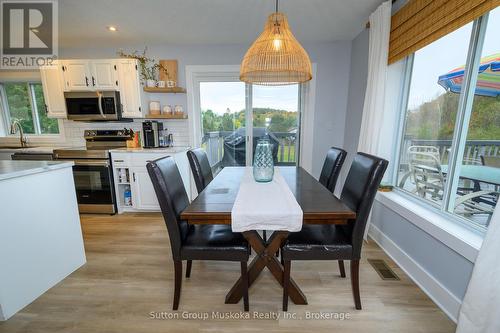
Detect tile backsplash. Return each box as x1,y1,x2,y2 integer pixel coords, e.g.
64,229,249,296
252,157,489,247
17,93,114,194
61,119,190,147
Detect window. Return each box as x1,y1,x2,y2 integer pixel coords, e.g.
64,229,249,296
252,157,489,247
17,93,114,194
0,82,59,135
396,7,499,231
197,77,301,172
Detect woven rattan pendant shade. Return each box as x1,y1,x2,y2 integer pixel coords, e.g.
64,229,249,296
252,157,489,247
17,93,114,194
240,12,312,85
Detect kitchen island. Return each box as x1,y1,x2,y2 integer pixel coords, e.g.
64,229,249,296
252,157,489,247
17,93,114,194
0,161,86,320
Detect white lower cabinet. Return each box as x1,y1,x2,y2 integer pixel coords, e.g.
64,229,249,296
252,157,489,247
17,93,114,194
111,150,190,213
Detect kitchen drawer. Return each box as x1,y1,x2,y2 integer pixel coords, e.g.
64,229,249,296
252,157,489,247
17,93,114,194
110,153,130,167
129,153,173,167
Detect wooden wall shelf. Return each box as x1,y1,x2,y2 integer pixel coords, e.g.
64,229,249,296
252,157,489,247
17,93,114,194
146,114,187,119
143,87,186,93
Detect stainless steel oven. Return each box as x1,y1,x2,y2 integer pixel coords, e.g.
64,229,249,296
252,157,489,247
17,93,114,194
72,159,116,214
54,129,133,214
65,91,122,121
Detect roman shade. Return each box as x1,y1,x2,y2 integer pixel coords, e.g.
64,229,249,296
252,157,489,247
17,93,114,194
388,0,500,64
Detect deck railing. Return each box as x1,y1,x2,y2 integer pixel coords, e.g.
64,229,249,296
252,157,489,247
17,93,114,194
400,136,500,168
201,131,298,168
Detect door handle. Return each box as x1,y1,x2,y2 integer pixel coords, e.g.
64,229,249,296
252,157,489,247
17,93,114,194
85,76,89,86
132,172,136,182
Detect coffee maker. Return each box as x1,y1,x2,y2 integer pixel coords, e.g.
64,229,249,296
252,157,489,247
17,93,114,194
142,121,163,148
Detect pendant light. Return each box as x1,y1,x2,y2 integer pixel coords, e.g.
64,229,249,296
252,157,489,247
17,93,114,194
240,0,312,85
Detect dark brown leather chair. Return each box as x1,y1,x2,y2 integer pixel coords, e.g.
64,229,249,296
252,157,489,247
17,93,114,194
282,152,388,311
319,147,347,193
187,148,214,193
147,156,250,311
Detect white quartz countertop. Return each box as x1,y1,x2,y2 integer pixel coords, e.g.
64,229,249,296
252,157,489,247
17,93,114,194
0,146,72,154
110,146,190,154
0,160,74,181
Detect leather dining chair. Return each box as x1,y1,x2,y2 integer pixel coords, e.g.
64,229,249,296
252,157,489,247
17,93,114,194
187,148,214,194
147,156,250,311
319,147,347,193
281,152,388,311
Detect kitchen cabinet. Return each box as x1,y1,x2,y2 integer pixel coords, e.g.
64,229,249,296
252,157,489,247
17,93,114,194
61,60,91,91
40,65,67,118
116,59,144,118
91,60,118,90
110,149,190,213
60,59,118,91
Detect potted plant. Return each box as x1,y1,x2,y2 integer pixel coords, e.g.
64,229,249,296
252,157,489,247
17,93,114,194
117,47,169,87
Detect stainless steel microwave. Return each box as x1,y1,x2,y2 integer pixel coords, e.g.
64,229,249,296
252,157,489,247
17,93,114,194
64,91,122,121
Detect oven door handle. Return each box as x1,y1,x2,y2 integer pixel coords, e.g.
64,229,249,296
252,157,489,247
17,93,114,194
73,160,110,167
97,91,105,118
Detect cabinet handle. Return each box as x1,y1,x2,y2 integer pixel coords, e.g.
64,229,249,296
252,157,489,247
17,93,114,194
113,159,124,163
132,172,136,182
92,76,96,86
85,76,89,86
115,80,118,86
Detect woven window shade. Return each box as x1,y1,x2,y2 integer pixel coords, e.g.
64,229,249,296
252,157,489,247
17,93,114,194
388,0,500,64
240,12,312,85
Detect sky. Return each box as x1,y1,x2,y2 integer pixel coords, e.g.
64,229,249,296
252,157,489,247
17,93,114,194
200,82,299,115
407,7,500,110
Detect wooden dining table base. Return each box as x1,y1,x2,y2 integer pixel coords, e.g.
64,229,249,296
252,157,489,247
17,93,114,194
225,230,308,305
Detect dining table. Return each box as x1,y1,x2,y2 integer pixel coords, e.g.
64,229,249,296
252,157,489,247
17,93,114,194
180,166,356,305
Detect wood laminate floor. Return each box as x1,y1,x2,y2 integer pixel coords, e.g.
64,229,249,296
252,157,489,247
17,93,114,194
0,213,456,333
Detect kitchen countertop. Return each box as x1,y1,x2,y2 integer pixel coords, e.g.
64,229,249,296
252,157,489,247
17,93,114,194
0,160,74,181
0,146,73,154
110,146,190,154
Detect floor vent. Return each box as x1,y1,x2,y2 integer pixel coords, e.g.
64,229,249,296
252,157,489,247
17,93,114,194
367,259,400,281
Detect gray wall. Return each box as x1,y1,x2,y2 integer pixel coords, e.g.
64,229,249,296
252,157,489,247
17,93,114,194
60,41,352,177
338,28,369,192
371,202,474,300
341,27,474,305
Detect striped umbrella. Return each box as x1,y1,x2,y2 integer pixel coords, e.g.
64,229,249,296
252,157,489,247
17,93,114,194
438,53,500,97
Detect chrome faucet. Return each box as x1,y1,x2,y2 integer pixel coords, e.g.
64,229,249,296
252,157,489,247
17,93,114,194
10,120,27,148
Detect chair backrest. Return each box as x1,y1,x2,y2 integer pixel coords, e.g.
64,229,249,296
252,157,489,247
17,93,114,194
340,152,388,259
481,155,500,168
318,147,347,193
147,156,190,261
187,148,214,193
408,145,445,198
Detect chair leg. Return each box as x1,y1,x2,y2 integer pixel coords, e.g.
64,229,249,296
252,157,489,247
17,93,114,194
338,260,346,278
173,260,182,310
185,260,192,278
350,259,361,310
283,260,291,311
241,261,249,312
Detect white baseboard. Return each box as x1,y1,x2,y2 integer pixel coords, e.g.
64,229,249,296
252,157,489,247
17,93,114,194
368,224,461,323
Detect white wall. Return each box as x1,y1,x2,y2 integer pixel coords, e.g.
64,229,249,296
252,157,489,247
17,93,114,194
59,42,352,175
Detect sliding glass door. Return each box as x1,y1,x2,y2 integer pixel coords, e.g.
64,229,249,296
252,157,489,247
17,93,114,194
196,74,301,172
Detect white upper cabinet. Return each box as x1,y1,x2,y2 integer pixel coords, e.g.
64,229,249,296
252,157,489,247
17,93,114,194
116,59,144,118
39,65,67,118
40,58,145,119
91,61,118,90
61,60,92,91
60,59,118,91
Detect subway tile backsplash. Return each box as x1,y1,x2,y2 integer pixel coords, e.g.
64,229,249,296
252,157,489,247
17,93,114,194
61,119,190,147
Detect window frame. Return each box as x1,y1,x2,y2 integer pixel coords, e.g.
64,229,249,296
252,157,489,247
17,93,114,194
393,11,494,234
0,80,62,138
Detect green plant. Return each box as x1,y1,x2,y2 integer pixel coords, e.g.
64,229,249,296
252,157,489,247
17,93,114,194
117,47,169,82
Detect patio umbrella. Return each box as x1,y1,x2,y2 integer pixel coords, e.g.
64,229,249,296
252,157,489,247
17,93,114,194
438,53,500,97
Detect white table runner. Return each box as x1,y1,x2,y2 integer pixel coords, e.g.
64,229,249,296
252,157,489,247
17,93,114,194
231,167,303,232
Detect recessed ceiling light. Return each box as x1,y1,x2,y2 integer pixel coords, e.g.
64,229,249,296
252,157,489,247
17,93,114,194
107,26,117,32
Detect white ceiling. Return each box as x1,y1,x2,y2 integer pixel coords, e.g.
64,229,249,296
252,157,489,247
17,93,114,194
58,0,383,48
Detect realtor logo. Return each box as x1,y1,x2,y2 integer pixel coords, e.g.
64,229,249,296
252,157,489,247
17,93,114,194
1,0,58,69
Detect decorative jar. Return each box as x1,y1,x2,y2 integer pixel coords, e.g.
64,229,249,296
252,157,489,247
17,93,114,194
253,138,274,182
